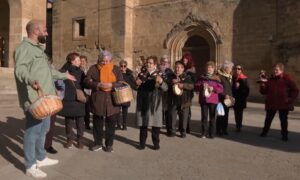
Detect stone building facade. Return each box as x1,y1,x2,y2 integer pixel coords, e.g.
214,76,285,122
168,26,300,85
0,0,299,101
0,0,47,68
51,0,300,101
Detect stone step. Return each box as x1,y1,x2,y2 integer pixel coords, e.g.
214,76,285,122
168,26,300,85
0,67,17,95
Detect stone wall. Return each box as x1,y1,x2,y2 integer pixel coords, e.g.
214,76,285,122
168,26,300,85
232,0,277,100
51,0,300,102
4,0,47,67
132,0,239,67
275,0,300,101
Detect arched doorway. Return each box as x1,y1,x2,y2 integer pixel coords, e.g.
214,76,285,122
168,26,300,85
0,0,9,67
164,13,222,73
182,35,210,76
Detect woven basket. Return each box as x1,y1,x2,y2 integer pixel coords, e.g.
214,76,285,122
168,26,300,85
29,89,63,120
112,81,133,105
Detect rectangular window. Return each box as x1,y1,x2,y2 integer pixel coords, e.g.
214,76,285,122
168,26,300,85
73,18,86,39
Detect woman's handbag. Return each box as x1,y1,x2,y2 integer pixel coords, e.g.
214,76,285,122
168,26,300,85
72,81,87,103
216,103,225,116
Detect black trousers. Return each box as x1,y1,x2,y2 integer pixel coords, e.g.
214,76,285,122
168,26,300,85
163,109,170,131
234,107,244,129
216,105,229,134
93,114,118,147
186,107,191,133
140,126,160,147
201,103,217,136
117,106,128,127
262,110,289,137
84,97,91,127
65,116,84,142
45,115,56,148
170,105,189,134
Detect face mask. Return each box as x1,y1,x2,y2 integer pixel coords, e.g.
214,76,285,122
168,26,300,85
37,34,46,44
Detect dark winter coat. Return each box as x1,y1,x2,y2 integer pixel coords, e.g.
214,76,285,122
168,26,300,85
170,72,194,108
58,63,86,117
161,68,174,109
260,73,299,111
84,64,124,117
232,73,250,109
136,70,168,127
218,70,233,102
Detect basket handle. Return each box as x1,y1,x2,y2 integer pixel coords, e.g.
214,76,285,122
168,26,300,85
37,88,45,97
119,81,130,86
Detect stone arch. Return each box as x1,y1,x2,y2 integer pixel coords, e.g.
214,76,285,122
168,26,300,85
164,13,222,67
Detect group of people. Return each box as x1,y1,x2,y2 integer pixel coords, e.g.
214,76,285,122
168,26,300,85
14,20,299,179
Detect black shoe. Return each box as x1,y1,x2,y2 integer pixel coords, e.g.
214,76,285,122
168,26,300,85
46,146,58,154
85,125,91,130
122,126,127,130
260,132,267,137
104,146,114,153
180,132,186,138
282,136,288,142
116,126,122,130
235,128,241,132
167,132,176,137
152,145,160,150
90,144,103,152
137,144,146,150
207,135,214,139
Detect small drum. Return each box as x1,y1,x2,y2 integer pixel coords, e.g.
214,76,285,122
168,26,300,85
29,89,63,120
112,81,134,105
224,96,235,107
173,84,183,96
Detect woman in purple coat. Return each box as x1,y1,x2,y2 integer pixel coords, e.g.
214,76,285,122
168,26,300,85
195,61,223,138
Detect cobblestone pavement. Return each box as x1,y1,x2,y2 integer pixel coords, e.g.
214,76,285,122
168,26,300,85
0,96,300,180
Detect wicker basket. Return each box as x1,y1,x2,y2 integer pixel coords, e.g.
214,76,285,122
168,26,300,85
112,81,134,105
29,89,63,120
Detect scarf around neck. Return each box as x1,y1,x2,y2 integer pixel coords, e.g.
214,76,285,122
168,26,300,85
97,63,117,91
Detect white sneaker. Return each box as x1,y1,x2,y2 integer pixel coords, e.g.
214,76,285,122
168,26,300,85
37,157,59,168
26,164,47,178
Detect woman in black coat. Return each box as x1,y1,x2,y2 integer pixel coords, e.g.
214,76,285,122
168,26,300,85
117,60,138,130
216,61,234,136
59,52,86,149
232,65,250,132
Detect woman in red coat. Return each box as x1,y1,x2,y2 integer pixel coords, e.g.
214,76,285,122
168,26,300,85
259,63,299,141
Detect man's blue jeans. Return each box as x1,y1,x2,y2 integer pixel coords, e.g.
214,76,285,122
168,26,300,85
24,111,50,169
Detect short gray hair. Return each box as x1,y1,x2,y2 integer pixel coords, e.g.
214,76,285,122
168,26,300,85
98,50,112,61
221,60,234,70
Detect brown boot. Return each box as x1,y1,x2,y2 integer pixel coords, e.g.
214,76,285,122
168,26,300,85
77,141,84,149
65,140,73,149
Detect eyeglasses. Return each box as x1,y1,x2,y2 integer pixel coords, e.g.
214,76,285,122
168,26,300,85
235,68,242,70
120,65,127,67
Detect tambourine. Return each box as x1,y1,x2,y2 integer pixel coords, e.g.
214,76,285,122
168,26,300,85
173,84,183,96
203,86,212,98
224,96,235,107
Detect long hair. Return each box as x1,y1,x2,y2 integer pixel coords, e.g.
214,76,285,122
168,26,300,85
181,53,194,69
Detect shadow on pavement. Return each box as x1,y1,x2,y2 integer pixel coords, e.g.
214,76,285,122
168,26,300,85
220,124,300,153
0,117,25,172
